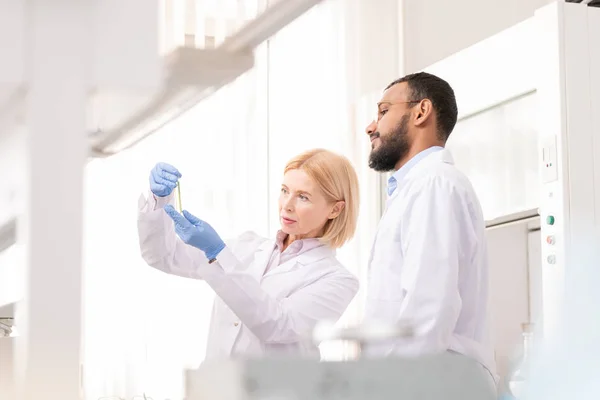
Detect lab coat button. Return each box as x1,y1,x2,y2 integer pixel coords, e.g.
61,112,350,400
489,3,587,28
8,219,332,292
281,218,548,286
234,322,239,327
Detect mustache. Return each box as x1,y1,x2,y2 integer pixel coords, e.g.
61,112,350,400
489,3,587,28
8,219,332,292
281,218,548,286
369,132,380,140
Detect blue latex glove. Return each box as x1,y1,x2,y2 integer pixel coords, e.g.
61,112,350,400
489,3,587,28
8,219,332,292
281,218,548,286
149,162,182,197
164,205,226,260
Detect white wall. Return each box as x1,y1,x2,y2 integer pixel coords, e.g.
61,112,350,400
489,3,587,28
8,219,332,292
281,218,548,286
401,0,555,72
349,0,401,95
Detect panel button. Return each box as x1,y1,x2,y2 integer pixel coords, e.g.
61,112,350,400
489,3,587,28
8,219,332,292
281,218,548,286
547,255,556,264
546,235,556,245
546,215,555,225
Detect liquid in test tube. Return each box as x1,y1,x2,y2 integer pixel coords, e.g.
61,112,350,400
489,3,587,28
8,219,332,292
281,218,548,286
175,181,182,213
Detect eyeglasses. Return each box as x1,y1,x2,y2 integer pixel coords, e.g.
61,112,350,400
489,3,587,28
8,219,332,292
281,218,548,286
374,100,423,121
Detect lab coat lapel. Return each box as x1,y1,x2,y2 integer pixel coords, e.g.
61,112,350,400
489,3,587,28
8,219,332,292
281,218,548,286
264,245,334,278
246,240,275,281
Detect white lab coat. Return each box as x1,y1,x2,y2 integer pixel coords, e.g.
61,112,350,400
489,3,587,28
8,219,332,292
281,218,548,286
363,148,497,382
137,191,359,361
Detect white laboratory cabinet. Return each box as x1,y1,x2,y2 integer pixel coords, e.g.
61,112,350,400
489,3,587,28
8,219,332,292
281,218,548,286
485,213,541,390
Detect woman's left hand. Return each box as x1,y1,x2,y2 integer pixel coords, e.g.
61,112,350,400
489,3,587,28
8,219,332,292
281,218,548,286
164,205,226,259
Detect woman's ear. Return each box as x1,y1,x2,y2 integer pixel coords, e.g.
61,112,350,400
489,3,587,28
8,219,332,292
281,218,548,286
328,201,345,219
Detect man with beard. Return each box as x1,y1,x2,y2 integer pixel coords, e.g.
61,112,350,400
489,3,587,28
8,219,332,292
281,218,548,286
363,72,497,390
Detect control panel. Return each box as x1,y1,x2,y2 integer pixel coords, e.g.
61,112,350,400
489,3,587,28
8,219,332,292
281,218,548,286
538,133,565,339
539,135,561,264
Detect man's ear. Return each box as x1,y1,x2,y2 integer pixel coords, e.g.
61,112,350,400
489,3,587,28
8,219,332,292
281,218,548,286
414,99,434,127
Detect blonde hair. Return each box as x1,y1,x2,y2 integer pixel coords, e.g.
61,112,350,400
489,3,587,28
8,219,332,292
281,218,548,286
284,148,360,249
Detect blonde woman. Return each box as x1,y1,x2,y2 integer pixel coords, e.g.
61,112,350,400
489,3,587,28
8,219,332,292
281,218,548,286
137,149,360,360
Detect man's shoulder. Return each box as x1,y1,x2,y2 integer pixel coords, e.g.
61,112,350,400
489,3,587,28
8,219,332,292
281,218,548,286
408,164,473,194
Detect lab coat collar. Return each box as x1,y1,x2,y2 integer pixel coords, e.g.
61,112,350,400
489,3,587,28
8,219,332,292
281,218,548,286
416,146,454,168
293,244,335,265
387,146,444,196
387,148,455,203
263,242,335,278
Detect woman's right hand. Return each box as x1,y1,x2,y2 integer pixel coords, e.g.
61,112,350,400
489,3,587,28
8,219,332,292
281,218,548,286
149,162,182,197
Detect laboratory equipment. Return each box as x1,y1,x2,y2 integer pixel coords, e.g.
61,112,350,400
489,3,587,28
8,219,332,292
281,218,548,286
311,321,414,346
175,181,182,213
507,323,535,398
185,354,496,400
535,0,600,343
185,323,495,400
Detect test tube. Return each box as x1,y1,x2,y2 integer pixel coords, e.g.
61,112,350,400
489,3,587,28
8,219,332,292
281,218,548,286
175,181,183,213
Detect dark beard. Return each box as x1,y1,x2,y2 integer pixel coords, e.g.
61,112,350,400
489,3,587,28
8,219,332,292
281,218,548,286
368,114,411,172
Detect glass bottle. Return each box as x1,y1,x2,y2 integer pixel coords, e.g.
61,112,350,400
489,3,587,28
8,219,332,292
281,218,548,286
508,322,535,399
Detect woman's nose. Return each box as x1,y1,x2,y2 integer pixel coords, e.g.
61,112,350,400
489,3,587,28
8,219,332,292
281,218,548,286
284,199,294,211
281,195,294,211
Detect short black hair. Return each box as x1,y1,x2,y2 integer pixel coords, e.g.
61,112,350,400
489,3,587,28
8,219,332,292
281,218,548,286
386,72,458,142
